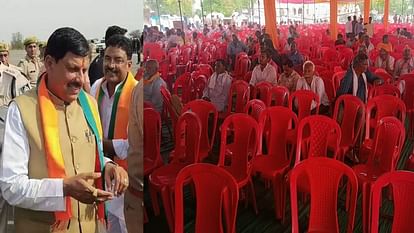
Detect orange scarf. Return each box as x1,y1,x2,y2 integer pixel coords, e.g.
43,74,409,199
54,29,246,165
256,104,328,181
143,72,160,85
96,72,137,169
38,75,106,231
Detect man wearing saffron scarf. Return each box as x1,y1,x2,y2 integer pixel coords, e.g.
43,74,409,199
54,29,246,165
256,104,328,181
90,35,137,233
0,27,129,233
143,59,166,114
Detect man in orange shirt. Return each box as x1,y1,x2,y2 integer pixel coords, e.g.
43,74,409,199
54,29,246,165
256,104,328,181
376,35,393,53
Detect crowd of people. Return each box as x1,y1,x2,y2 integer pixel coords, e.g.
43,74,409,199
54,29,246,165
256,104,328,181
0,25,142,233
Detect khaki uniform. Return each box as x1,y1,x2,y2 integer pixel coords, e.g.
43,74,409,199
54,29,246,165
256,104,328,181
18,55,43,86
0,63,31,106
14,89,102,233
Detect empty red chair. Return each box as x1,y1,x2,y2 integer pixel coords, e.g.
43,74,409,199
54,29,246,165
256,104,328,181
182,100,218,161
160,86,180,138
174,163,239,233
322,48,339,62
289,90,320,122
190,74,208,101
290,158,358,233
321,75,336,105
244,99,266,122
144,108,163,176
400,75,414,138
233,57,251,80
333,95,365,162
218,113,260,214
374,70,394,84
149,111,202,232
220,80,250,119
370,171,414,233
143,42,165,62
173,72,192,104
253,82,273,106
268,86,289,107
197,63,214,78
368,83,401,98
295,115,341,165
360,95,406,162
252,106,298,220
353,117,406,233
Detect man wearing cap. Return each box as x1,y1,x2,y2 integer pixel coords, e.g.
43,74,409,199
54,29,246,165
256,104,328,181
0,43,31,106
18,36,43,86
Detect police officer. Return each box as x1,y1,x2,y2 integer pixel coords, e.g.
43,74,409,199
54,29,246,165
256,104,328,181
18,36,43,86
0,43,31,106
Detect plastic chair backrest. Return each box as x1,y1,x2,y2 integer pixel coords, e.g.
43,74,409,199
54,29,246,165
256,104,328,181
365,95,406,140
227,80,250,114
182,100,218,156
374,70,394,84
321,76,336,104
197,64,214,77
172,111,202,164
234,57,251,78
368,84,401,98
370,171,414,233
253,82,273,105
367,116,406,173
290,158,358,233
259,106,298,163
219,114,260,176
160,86,179,129
173,72,192,104
333,71,347,91
269,86,289,107
400,75,414,110
243,71,253,83
175,164,239,233
191,74,208,100
289,90,320,122
333,95,365,147
144,108,162,175
244,99,266,122
295,115,342,165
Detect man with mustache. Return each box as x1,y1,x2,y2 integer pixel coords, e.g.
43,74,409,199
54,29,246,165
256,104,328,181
18,36,43,86
90,34,137,233
0,27,128,233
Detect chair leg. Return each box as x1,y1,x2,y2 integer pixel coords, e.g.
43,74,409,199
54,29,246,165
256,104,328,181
149,185,160,216
272,174,283,220
249,178,258,215
362,183,372,233
160,187,174,233
144,206,149,223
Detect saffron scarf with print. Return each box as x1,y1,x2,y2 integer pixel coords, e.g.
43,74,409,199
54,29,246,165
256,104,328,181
37,76,106,229
95,72,137,169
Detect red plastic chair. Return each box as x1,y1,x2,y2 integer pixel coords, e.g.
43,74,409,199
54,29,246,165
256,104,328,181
252,106,298,220
290,158,358,233
243,71,253,83
149,111,202,232
197,64,214,78
233,57,251,80
333,71,347,91
218,113,260,215
321,75,336,105
353,117,406,233
400,75,414,138
322,48,339,62
244,99,266,122
374,70,394,84
173,72,192,104
295,115,342,165
174,164,239,233
190,74,208,101
253,81,273,106
144,108,163,176
143,43,165,62
333,95,365,162
360,95,406,162
182,100,218,161
370,171,414,233
268,86,289,107
368,83,401,98
220,80,250,119
288,90,320,122
160,86,180,138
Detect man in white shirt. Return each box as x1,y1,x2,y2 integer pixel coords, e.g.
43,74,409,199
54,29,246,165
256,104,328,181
364,16,374,37
250,50,277,86
296,61,330,114
0,27,128,233
90,35,137,233
394,47,414,77
345,16,353,37
375,48,395,75
362,35,375,54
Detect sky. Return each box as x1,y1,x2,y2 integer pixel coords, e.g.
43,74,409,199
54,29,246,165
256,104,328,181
0,0,143,43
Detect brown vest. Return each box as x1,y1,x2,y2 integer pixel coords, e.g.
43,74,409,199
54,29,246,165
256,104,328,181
14,89,99,233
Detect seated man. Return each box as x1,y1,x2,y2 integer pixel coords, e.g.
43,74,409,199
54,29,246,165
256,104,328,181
278,56,301,93
394,46,414,77
288,42,304,66
202,59,232,112
335,33,346,46
375,48,395,75
143,59,166,113
249,50,277,86
296,61,330,114
337,53,383,103
376,34,393,53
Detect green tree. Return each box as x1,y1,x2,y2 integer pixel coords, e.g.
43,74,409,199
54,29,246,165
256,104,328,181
11,32,24,50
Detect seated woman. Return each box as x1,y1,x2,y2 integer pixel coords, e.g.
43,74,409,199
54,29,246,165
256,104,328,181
295,61,330,114
202,59,233,112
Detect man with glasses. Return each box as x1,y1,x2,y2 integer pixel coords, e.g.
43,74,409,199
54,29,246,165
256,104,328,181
0,43,31,106
18,36,43,86
90,34,137,233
